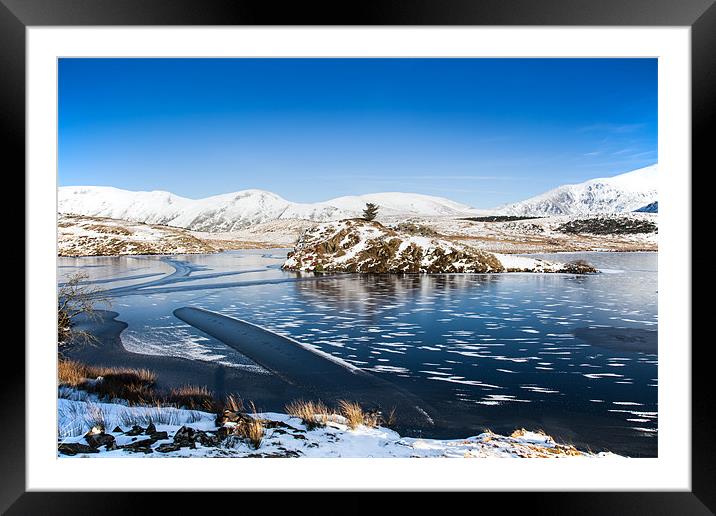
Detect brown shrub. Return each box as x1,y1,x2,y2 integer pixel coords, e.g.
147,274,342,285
166,385,216,411
84,223,133,236
58,360,157,404
397,243,425,273
58,360,91,386
559,259,597,274
394,222,439,237
93,372,155,404
58,360,221,409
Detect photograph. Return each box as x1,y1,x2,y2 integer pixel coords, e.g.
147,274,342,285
56,57,659,460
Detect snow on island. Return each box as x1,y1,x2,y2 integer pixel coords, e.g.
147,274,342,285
282,219,597,274
58,395,619,458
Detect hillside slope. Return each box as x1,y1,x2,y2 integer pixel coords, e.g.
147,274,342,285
497,165,658,216
58,214,217,256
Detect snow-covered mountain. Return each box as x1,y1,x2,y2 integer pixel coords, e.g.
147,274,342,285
634,201,658,213
497,165,658,216
58,186,478,232
58,164,658,232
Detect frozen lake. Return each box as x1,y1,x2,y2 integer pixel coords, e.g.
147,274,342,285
58,250,658,456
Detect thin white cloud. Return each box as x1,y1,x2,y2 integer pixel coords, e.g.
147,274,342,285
330,175,515,181
577,123,647,134
612,148,636,155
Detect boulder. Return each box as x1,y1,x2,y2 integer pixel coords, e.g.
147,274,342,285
58,443,99,456
120,438,155,454
173,425,220,448
84,432,116,450
125,425,145,436
156,443,182,453
172,426,198,449
148,431,169,441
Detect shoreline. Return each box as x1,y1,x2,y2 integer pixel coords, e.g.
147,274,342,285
65,309,437,434
63,310,304,407
58,245,658,258
57,391,622,459
173,306,437,430
63,308,648,455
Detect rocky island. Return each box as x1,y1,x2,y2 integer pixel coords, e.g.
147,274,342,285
281,219,597,274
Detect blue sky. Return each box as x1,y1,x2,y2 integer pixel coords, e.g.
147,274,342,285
58,58,657,207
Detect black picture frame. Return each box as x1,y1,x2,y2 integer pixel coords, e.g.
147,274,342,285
4,0,709,513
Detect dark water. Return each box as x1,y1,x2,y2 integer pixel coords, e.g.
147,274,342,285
58,250,658,456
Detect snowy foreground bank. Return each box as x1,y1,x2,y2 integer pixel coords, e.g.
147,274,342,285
58,395,620,459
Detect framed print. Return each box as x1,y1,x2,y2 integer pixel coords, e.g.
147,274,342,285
4,0,711,513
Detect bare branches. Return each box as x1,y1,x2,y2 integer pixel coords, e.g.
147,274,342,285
58,271,111,351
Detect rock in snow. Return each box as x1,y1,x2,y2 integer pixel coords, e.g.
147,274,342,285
282,219,597,274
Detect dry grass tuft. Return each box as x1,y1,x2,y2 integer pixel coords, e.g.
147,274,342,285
58,360,90,387
224,394,244,413
285,399,329,430
381,407,397,428
227,402,264,449
248,404,266,448
511,428,549,439
242,418,265,449
338,400,366,429
285,399,387,430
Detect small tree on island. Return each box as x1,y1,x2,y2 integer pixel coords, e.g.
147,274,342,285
362,203,379,221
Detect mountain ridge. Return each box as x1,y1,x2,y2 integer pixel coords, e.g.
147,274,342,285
58,186,480,232
496,164,658,216
58,164,658,232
